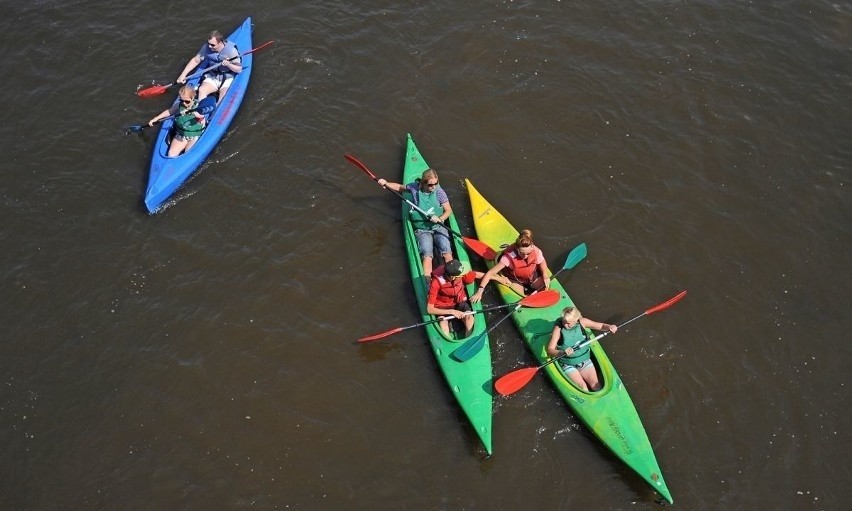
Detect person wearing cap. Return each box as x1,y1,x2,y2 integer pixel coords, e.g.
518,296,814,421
545,306,617,392
377,168,453,277
426,259,482,337
470,229,551,303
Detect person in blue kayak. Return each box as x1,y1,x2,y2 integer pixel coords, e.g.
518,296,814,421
147,86,215,157
176,30,242,103
546,306,617,392
378,169,454,277
426,259,481,338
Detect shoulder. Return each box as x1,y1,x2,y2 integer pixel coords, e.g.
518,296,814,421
223,41,240,57
436,188,449,203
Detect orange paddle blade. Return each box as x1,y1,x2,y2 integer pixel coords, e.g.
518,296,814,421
521,289,559,308
494,367,540,396
357,327,404,343
137,83,171,98
646,290,687,315
462,236,497,259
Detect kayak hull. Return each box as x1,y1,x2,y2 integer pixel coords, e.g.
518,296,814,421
465,178,672,503
401,135,493,455
144,17,253,213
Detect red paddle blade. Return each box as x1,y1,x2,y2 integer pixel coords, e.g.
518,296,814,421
344,154,379,180
645,290,687,316
357,327,404,343
463,237,497,259
137,84,170,98
494,367,540,396
520,289,560,308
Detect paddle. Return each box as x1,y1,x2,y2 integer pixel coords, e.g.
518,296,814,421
137,40,274,98
124,97,217,134
493,290,688,396
449,289,558,362
344,154,498,259
357,292,560,343
452,244,588,362
553,243,587,280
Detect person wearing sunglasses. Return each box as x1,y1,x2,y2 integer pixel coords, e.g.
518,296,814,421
378,168,454,278
426,259,482,338
545,306,617,392
470,229,551,303
147,86,212,157
175,30,242,104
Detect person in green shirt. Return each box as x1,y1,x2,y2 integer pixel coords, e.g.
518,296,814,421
545,306,617,392
147,86,209,157
378,168,454,277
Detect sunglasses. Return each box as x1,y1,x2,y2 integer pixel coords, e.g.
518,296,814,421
425,181,438,188
180,98,192,104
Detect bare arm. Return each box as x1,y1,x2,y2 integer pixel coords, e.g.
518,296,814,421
539,259,551,289
148,105,179,126
580,317,617,334
546,324,564,357
177,55,203,83
376,178,406,193
470,261,507,303
426,303,466,319
438,200,452,223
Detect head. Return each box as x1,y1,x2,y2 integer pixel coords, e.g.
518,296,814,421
561,306,582,328
207,30,225,52
445,259,464,279
420,169,439,192
516,229,535,258
178,85,196,106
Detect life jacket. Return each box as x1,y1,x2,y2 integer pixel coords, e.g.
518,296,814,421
429,267,467,308
201,40,239,78
173,99,205,137
499,244,542,283
556,321,592,366
408,182,443,231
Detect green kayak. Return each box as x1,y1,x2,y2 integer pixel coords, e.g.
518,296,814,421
465,178,672,503
399,135,493,455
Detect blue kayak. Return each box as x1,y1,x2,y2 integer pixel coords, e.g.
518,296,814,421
144,17,253,213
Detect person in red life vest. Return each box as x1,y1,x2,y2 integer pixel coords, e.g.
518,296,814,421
378,169,453,278
470,229,551,303
426,259,482,337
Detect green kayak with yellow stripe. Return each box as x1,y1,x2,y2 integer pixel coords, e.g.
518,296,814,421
465,178,672,503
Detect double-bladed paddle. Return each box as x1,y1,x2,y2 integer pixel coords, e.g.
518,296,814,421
137,40,274,98
452,243,588,362
493,290,687,396
451,289,560,362
344,154,497,259
356,292,560,343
